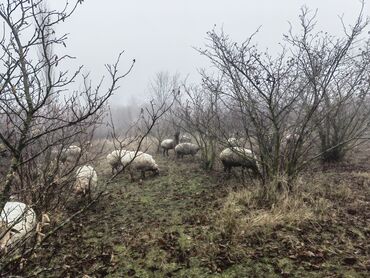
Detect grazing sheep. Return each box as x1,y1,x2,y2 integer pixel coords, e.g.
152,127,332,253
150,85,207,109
120,150,143,167
179,134,192,143
175,143,200,158
121,151,159,181
161,131,180,156
220,147,259,175
0,201,37,252
61,145,81,163
106,150,128,174
74,165,98,195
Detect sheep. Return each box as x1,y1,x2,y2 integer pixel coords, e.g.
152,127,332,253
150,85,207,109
219,147,260,175
120,150,143,167
174,143,200,158
106,149,128,174
0,201,37,252
74,165,98,195
179,134,192,143
121,151,159,181
60,145,81,163
160,131,180,156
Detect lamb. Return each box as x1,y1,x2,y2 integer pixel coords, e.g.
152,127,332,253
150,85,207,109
106,149,128,174
219,147,260,175
0,201,37,252
160,131,180,156
74,165,98,195
60,145,81,163
174,143,200,158
121,151,159,181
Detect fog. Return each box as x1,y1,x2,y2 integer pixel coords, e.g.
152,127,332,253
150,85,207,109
53,0,369,106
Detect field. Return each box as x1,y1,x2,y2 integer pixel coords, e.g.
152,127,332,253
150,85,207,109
17,144,370,277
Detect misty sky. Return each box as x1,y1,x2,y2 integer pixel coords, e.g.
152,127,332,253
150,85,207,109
54,0,369,106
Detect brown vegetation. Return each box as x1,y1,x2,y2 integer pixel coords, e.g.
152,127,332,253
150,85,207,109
1,0,370,276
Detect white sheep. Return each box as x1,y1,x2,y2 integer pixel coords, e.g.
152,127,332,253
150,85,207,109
219,147,260,175
0,201,37,252
160,131,180,156
174,143,200,158
74,165,98,195
60,145,81,163
121,150,143,167
106,149,128,174
121,151,159,181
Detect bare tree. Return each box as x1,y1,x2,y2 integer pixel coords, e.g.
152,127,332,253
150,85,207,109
285,7,370,162
0,0,134,270
174,83,221,170
197,4,369,191
148,71,181,153
107,86,179,175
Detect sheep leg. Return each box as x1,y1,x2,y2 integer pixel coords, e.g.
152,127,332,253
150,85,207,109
225,166,232,179
87,180,92,201
222,161,229,173
141,171,145,179
241,167,246,182
129,171,135,182
115,164,121,174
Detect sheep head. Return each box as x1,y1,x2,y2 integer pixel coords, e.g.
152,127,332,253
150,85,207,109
153,164,160,176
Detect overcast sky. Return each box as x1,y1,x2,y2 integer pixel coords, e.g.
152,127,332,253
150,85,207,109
54,0,369,105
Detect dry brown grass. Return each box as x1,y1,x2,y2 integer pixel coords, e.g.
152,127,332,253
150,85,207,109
215,175,339,241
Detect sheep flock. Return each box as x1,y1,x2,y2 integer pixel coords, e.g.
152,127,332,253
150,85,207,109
0,132,262,254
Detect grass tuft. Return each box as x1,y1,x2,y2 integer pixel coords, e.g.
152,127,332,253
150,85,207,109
216,186,315,241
